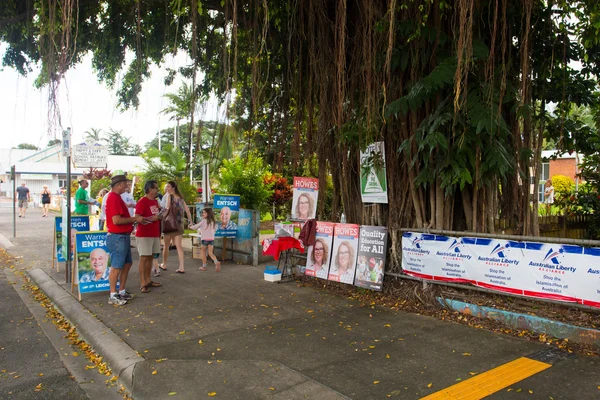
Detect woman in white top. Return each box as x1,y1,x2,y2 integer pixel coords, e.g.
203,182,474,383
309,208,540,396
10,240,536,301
544,179,554,214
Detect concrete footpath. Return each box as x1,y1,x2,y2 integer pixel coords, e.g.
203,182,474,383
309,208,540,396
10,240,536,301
1,207,600,399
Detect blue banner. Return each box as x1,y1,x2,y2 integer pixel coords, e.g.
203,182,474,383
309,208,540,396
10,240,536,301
56,216,90,262
214,194,240,238
75,231,112,294
236,209,253,242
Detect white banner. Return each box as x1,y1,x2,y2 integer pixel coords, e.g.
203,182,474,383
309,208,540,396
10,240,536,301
72,143,108,168
401,232,600,308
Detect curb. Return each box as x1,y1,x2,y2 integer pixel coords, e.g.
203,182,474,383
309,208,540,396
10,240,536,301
438,297,600,348
0,230,14,249
27,268,144,396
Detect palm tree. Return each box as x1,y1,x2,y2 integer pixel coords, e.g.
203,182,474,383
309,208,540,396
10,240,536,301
142,145,187,182
84,128,103,143
160,82,207,179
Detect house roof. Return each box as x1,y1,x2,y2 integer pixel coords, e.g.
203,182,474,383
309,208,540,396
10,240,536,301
541,150,578,160
0,147,145,175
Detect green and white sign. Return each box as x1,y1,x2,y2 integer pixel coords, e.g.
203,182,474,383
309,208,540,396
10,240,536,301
360,142,388,204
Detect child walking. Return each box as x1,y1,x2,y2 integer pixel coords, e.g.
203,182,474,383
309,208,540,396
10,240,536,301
189,208,221,272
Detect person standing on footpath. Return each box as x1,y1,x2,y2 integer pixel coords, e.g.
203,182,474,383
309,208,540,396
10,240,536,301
189,207,221,272
40,184,52,217
135,180,163,293
75,179,96,215
16,182,30,218
105,171,143,306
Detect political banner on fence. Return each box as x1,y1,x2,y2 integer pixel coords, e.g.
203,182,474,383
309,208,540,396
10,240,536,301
214,194,240,238
354,226,388,291
305,222,335,279
402,232,600,309
328,224,360,284
56,216,90,262
291,177,318,220
360,141,388,204
236,209,253,242
75,231,111,294
401,232,470,283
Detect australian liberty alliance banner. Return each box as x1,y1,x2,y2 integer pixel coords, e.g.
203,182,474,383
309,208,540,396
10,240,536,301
360,142,388,204
401,232,600,308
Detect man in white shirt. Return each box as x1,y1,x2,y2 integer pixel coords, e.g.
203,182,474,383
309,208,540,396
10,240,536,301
121,181,136,217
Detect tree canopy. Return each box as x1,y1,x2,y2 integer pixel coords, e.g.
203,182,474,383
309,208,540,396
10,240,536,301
3,0,600,266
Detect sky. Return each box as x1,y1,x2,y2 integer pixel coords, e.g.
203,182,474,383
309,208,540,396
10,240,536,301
0,44,222,150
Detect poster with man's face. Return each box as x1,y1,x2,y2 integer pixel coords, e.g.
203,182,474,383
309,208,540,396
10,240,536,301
291,177,318,220
214,194,240,238
76,231,111,294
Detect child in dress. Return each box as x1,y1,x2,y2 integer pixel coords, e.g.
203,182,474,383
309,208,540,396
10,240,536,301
189,207,221,272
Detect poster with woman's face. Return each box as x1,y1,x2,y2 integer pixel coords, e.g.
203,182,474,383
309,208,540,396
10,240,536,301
291,177,318,220
328,224,360,285
305,222,335,279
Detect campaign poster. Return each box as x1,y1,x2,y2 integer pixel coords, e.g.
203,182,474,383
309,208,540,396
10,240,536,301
305,222,335,279
354,226,388,291
578,247,600,308
57,216,90,262
328,224,360,284
76,231,112,294
360,141,388,204
214,194,240,238
236,209,253,242
401,232,471,283
291,177,318,220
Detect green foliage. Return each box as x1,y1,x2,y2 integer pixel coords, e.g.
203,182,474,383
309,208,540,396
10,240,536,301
142,145,187,182
14,143,39,150
47,139,61,147
91,177,111,198
218,152,273,212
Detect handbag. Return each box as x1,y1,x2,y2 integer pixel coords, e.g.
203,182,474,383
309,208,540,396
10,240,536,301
162,202,180,234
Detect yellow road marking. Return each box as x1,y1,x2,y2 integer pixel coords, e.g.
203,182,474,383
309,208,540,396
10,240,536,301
421,357,551,399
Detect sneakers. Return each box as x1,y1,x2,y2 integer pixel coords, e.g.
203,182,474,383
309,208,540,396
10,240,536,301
119,290,134,300
108,294,127,306
152,268,161,277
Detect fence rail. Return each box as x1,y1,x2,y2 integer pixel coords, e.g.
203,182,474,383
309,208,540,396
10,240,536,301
495,215,591,240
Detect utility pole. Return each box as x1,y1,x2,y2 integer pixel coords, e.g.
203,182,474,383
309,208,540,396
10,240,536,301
63,127,72,283
11,165,16,237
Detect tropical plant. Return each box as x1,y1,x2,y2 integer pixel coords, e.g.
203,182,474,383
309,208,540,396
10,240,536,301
263,173,293,221
84,128,103,143
14,143,39,150
218,152,273,212
142,145,187,182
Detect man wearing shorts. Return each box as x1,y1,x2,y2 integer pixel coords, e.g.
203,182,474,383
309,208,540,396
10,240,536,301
16,182,30,218
135,180,163,293
105,171,143,306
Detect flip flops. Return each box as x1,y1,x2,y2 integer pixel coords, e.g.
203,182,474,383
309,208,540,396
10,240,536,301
158,264,168,271
175,269,185,274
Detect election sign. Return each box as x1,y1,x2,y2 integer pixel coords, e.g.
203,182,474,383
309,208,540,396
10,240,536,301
305,222,335,279
401,231,600,309
57,216,90,262
236,209,253,242
75,231,112,294
360,141,388,204
328,224,360,284
354,226,388,291
291,177,318,220
401,232,471,283
214,194,240,238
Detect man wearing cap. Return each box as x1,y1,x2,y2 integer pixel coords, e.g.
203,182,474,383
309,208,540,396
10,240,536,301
75,179,95,215
105,172,143,306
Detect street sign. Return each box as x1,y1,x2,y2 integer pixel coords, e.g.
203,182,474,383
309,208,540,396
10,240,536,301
72,143,109,168
62,128,71,157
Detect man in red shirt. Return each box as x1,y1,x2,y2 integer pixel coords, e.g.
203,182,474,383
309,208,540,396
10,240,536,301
135,180,163,292
105,172,143,306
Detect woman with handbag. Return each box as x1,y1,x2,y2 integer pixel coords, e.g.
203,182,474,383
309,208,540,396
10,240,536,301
159,181,193,273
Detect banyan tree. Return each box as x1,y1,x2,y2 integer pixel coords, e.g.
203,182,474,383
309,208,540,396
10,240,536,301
2,0,600,268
